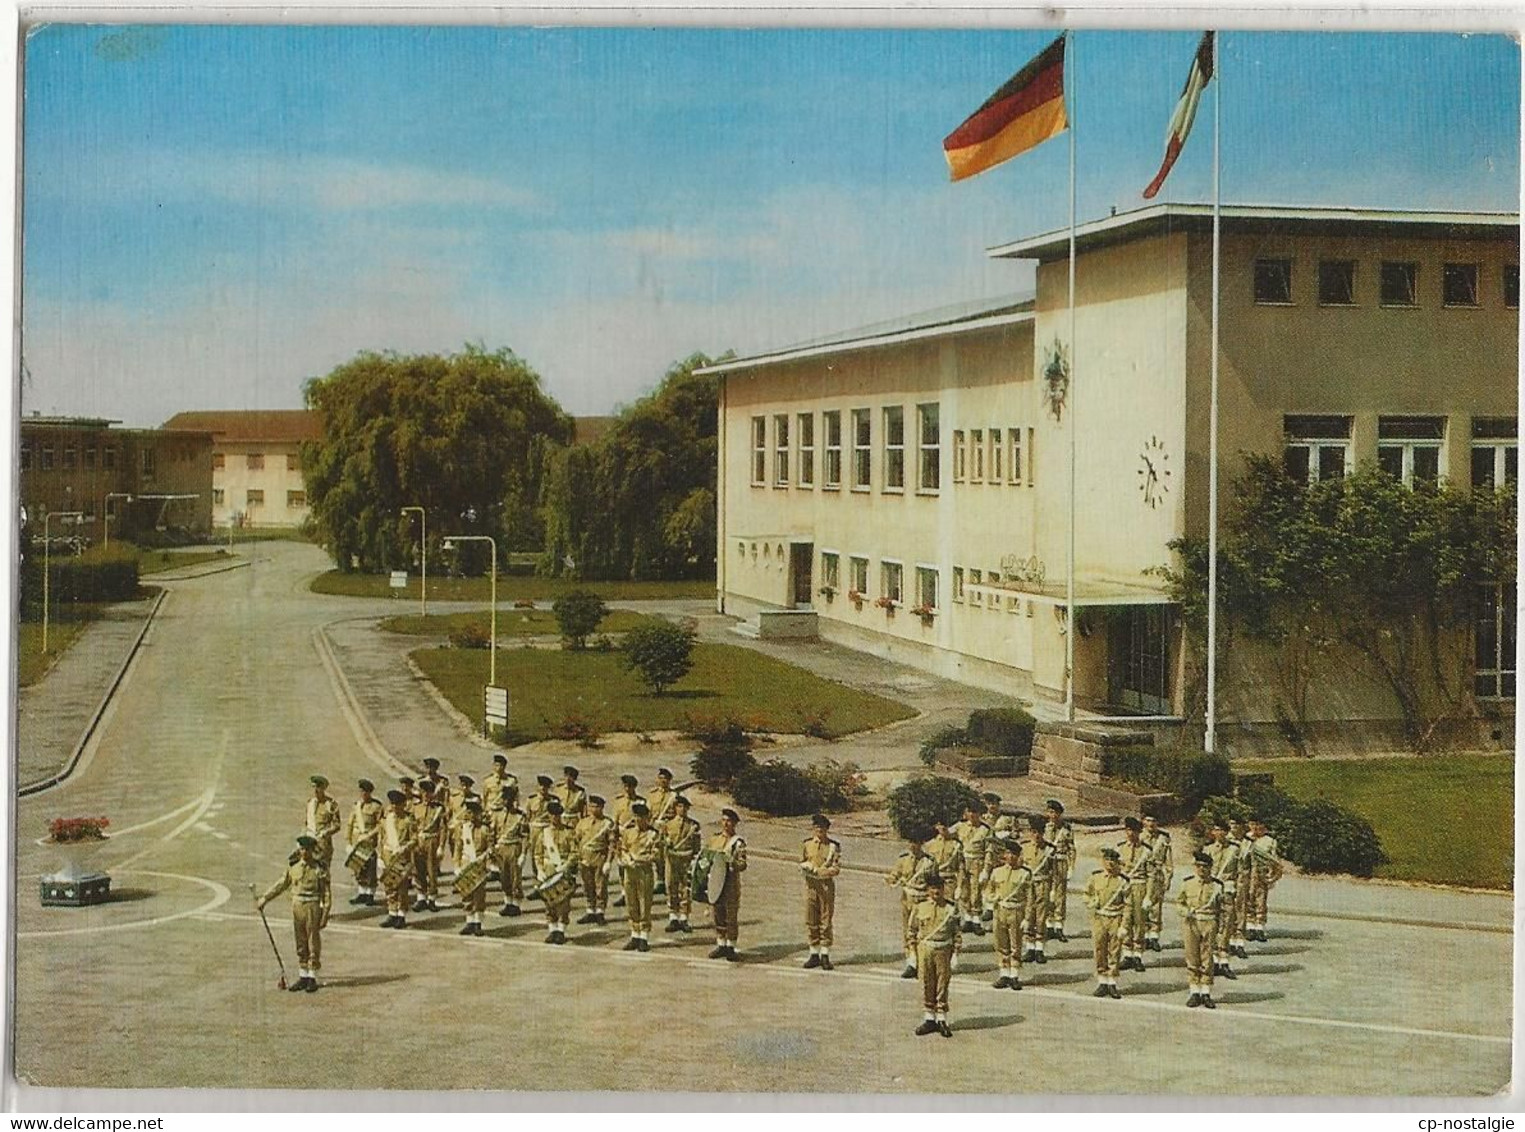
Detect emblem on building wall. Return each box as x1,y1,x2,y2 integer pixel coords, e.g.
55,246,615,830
1042,339,1070,422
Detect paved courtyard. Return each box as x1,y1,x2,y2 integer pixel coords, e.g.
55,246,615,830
10,540,1514,1100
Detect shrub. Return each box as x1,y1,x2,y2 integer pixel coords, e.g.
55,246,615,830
690,743,757,790
552,589,607,650
22,544,140,608
1194,794,1251,837
48,816,110,843
680,713,751,746
885,776,983,844
1105,746,1233,808
733,759,824,816
965,707,1037,760
918,725,969,767
555,709,601,747
449,622,491,650
797,707,832,739
622,621,697,694
1278,798,1388,877
803,758,866,812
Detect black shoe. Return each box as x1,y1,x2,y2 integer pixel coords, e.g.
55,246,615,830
1201,995,1217,1009
709,946,727,959
378,916,395,929
304,979,319,994
654,883,666,895
545,933,559,944
349,893,367,905
1236,946,1250,959
288,977,306,992
914,1020,938,1036
819,955,832,970
613,895,627,907
969,922,984,936
391,918,407,930
1056,931,1069,943
981,910,993,922
1035,952,1047,965
411,900,427,913
459,923,475,935
1187,994,1202,1008
803,954,821,969
665,921,681,933
937,1022,952,1038
623,937,640,951
637,939,650,952
1092,984,1109,997
1148,939,1161,952
1221,967,1237,980
678,922,692,933
1009,978,1022,991
1107,986,1122,999
426,900,439,913
500,905,514,917
1045,926,1058,941
724,948,740,962
901,965,918,979
505,904,521,917
577,912,598,925
592,914,607,926
552,930,567,945
993,976,1010,989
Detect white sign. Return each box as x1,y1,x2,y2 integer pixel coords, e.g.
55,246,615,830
389,571,408,589
484,685,509,727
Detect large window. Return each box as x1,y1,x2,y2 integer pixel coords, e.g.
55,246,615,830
1380,261,1418,307
798,413,815,487
915,566,938,612
1377,417,1444,488
1284,415,1351,484
1476,582,1516,699
1444,263,1480,308
212,452,225,470
774,414,790,486
952,430,966,482
84,446,96,471
883,406,905,491
970,429,985,482
247,452,265,470
1471,418,1518,490
1008,428,1023,484
41,446,54,471
1318,260,1356,306
918,403,940,491
751,417,766,485
968,567,982,608
287,490,307,508
820,551,839,591
63,446,77,470
1253,258,1293,305
880,560,903,605
246,489,264,507
823,411,842,488
952,566,965,604
989,427,1003,483
142,448,157,477
103,446,116,471
852,409,872,489
287,452,301,472
849,555,869,597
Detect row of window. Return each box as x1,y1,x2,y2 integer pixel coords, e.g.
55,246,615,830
819,551,939,610
213,489,307,508
1283,415,1517,489
213,453,301,472
22,444,121,473
951,428,1035,485
1253,259,1519,309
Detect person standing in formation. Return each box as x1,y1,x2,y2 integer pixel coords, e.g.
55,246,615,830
1203,819,1240,979
257,834,331,993
1084,847,1128,999
660,795,701,933
1021,816,1054,965
924,820,963,907
800,813,841,970
706,808,748,961
493,785,528,917
345,778,383,906
304,775,341,867
455,799,493,936
1177,850,1222,1009
646,768,678,897
1043,799,1074,942
555,765,588,825
447,773,480,870
1245,817,1282,942
534,800,577,944
377,789,417,929
574,795,616,926
482,755,513,817
1116,817,1154,971
950,802,991,934
1227,818,1252,958
525,775,555,881
618,803,661,952
411,779,446,914
886,836,937,979
906,872,960,1037
609,775,645,909
1142,814,1174,952
986,838,1032,990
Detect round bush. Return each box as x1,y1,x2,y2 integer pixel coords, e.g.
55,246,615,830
1276,798,1388,877
623,621,697,694
551,589,607,650
885,776,983,843
690,742,757,790
733,759,824,817
918,726,968,767
449,622,491,649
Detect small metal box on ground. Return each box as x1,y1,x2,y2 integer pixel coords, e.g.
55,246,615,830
39,872,111,906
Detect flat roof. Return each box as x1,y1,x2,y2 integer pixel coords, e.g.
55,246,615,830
988,203,1521,262
698,293,1034,376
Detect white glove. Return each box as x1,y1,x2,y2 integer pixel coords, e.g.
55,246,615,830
950,952,960,972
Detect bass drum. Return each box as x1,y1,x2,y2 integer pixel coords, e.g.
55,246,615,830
689,849,729,905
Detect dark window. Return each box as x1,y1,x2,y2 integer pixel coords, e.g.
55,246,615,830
1253,259,1293,304
1318,260,1356,306
84,447,96,471
1443,263,1479,307
1505,265,1519,309
103,446,116,471
1380,261,1418,306
63,446,77,470
41,446,53,471
1475,582,1516,699
19,444,31,471
141,449,156,477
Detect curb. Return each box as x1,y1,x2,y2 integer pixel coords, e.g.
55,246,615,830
312,622,412,781
19,589,168,797
147,558,251,582
404,653,500,752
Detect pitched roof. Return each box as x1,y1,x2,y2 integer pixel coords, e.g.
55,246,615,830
161,410,323,444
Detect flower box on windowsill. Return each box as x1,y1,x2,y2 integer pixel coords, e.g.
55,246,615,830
911,604,936,624
817,586,837,602
874,597,899,613
847,590,865,610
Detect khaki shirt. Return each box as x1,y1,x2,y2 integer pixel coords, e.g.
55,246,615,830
492,807,529,852
923,834,963,879
611,793,646,831
1117,837,1154,885
533,824,578,879
525,792,553,831
457,821,492,864
619,825,662,868
1177,875,1222,923
987,863,1033,913
1231,836,1252,882
646,786,678,826
984,812,1017,843
1024,834,1056,882
706,833,748,876
1206,839,1240,892
1248,835,1283,884
262,859,331,911
1045,819,1075,868
574,815,617,865
481,770,513,811
553,783,588,823
1084,869,1130,917
800,836,841,881
888,851,938,902
380,810,417,863
906,899,962,951
1145,830,1175,883
347,798,383,847
660,816,702,862
305,796,341,842
951,819,993,874
413,800,446,845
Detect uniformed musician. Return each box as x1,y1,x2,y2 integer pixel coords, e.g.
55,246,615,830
257,834,331,992
1204,819,1241,978
1043,798,1075,941
378,789,417,929
609,774,645,909
660,795,701,933
345,778,383,906
533,800,578,944
1022,816,1055,964
525,775,555,881
906,872,960,1037
411,779,446,914
1177,850,1222,1009
1084,847,1128,999
574,795,616,925
455,799,492,936
554,765,588,826
987,838,1032,990
950,802,991,933
800,814,841,970
647,768,678,897
493,785,529,917
886,836,937,979
1117,816,1154,971
706,808,748,960
1246,817,1283,943
1142,813,1174,952
618,803,661,952
304,775,341,867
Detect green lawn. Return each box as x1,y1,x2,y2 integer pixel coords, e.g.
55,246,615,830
411,641,915,745
18,619,95,687
137,549,235,575
313,570,714,603
379,608,663,638
1239,755,1514,890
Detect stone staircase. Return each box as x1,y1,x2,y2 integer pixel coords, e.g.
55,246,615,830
730,609,819,641
1028,722,1182,820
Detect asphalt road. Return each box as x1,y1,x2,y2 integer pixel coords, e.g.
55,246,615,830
11,541,1514,1098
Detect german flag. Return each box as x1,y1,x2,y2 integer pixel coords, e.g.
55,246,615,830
943,36,1067,183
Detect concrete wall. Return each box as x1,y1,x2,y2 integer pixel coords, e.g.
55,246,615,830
214,441,310,528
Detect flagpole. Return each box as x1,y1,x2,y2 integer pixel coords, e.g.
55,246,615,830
1204,30,1221,755
1064,27,1077,725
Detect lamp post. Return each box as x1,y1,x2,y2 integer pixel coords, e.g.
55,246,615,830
441,535,496,686
102,493,132,550
42,510,84,653
402,506,427,619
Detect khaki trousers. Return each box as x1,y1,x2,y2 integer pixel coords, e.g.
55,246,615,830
1214,886,1237,958
579,858,610,912
917,945,953,1013
544,892,572,926
414,839,439,899
1146,872,1168,934
804,878,835,948
1182,914,1216,987
666,855,694,918
1048,864,1070,926
900,895,920,959
956,865,984,921
712,877,741,942
1233,880,1250,938
497,844,524,902
1091,912,1124,980
993,906,1024,970
623,863,655,932
292,900,323,971
1122,882,1148,950
1024,875,1050,945
1249,871,1273,926
462,882,487,915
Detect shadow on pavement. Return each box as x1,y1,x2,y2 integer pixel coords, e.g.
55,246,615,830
743,941,812,963
1022,971,1090,987
1239,963,1303,976
1270,928,1325,940
1213,990,1285,1005
952,1013,1024,1032
835,950,905,967
1253,945,1312,957
1123,979,1191,996
106,887,154,903
323,973,411,989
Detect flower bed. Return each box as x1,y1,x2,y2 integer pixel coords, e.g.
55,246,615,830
48,816,110,843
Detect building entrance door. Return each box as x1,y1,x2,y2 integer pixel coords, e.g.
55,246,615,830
1109,605,1173,715
790,543,814,608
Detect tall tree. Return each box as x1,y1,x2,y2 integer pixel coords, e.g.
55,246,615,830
303,345,573,573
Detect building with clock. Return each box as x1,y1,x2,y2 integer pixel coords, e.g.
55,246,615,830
703,203,1518,749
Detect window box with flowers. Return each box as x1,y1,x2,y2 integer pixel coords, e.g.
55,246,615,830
847,589,865,610
874,595,899,613
817,585,837,602
911,603,936,625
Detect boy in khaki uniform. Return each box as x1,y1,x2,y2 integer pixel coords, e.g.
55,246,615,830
1246,818,1283,942
533,801,578,944
377,790,417,928
304,775,342,867
411,780,446,913
1228,819,1252,957
886,837,938,978
257,834,331,993
482,755,514,816
906,873,961,1037
950,803,992,933
660,796,701,932
1043,799,1075,941
492,786,529,916
799,814,841,970
345,779,383,906
1117,817,1154,971
609,775,645,909
573,795,616,925
1084,848,1128,999
455,800,493,935
1142,814,1174,952
646,768,678,896
1177,850,1222,1009
524,775,555,881
987,839,1032,990
706,808,748,960
618,803,661,951
1021,817,1055,964
554,765,588,826
1204,820,1241,978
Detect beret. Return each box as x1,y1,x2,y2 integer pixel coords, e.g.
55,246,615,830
674,795,691,807
657,767,673,777
1193,851,1213,867
631,803,650,817
296,835,318,849
536,775,554,786
309,775,328,788
422,757,440,769
1045,799,1065,813
546,800,564,815
620,774,638,786
720,808,740,822
387,790,406,803
358,779,375,792
459,774,475,785
811,814,831,829
1100,847,1121,861
562,765,579,777
1124,817,1143,831
492,754,507,765
589,795,606,807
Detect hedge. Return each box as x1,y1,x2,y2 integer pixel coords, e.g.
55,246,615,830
885,776,983,843
965,707,1037,760
733,760,824,816
1195,785,1387,877
1106,745,1233,809
21,545,140,607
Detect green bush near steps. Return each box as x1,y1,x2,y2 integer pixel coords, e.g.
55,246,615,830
1195,781,1388,878
886,776,983,844
1105,746,1234,811
733,760,824,817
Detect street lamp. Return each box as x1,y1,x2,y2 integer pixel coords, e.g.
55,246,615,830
102,493,132,550
441,535,496,686
42,510,83,653
401,506,427,618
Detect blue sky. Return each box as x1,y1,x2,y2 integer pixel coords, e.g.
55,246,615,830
21,25,1520,423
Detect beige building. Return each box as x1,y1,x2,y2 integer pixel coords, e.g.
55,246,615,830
706,205,1518,747
162,410,322,529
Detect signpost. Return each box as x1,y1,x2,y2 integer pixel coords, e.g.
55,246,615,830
484,685,509,732
389,571,408,593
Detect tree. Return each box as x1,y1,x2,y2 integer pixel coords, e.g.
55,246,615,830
551,590,607,650
540,351,731,581
303,345,573,573
621,621,697,695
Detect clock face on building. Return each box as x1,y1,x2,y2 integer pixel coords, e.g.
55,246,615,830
1138,436,1171,509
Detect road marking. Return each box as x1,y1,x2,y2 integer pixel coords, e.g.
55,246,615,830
112,787,218,872
18,871,231,939
204,909,1509,1047
311,624,411,780
107,793,212,839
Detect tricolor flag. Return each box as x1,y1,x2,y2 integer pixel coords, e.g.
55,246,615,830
943,36,1067,183
1142,31,1215,200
